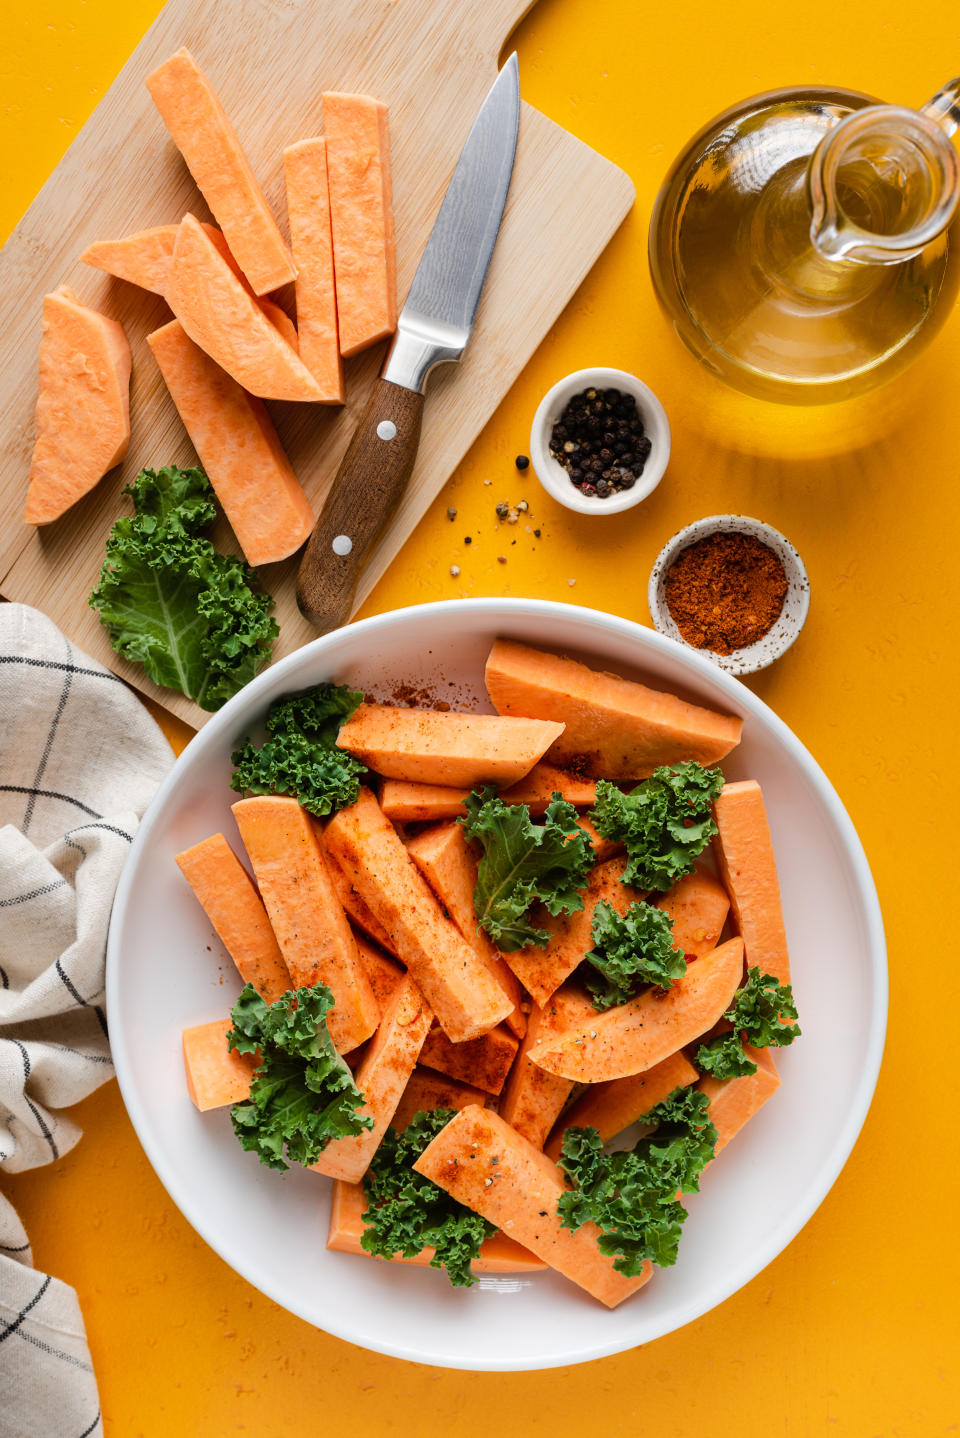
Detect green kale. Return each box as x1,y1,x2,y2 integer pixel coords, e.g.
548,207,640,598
695,1032,758,1079
459,789,595,950
227,982,372,1172
557,1087,718,1275
589,762,725,891
695,967,801,1078
361,1109,495,1288
584,899,687,1010
89,466,278,711
230,681,366,817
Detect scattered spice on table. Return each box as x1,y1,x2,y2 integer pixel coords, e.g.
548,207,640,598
447,506,457,520
664,532,788,655
515,454,529,470
449,564,460,577
549,387,652,498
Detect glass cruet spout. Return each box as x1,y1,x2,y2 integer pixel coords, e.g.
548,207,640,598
809,83,960,265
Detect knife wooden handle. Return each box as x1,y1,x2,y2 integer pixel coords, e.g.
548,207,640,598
296,378,425,632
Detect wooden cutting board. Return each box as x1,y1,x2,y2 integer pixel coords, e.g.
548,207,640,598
0,0,634,727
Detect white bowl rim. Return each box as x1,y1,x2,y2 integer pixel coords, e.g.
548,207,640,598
529,367,671,515
107,597,886,1371
648,514,811,676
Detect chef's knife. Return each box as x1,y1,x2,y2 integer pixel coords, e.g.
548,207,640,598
296,55,521,631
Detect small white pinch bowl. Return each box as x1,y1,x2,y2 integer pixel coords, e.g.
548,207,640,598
529,366,671,515
648,514,810,676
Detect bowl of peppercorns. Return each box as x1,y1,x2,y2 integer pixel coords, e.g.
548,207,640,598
529,367,670,514
648,515,810,675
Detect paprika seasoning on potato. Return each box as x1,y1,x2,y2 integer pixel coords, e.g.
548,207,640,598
664,532,787,655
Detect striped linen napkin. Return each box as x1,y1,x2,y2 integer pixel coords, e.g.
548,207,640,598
0,604,175,1437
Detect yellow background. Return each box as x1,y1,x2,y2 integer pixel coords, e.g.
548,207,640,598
3,0,959,1433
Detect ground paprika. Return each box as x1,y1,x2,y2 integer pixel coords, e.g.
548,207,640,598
663,532,787,655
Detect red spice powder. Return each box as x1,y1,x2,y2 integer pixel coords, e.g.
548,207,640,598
663,532,787,656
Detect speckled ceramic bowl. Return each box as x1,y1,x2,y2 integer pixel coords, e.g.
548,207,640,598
648,515,810,675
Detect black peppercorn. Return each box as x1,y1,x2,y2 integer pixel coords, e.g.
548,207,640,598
547,385,652,499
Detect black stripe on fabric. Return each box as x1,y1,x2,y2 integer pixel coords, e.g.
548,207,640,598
0,655,122,684
8,1323,94,1374
23,643,74,834
8,1042,59,1160
64,821,133,844
0,1241,32,1253
77,1410,102,1438
0,1275,51,1346
54,961,109,1041
45,1042,112,1067
0,786,102,820
0,879,68,908
0,965,8,990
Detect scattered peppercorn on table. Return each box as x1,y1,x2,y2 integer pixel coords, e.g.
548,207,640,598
2,1,958,1434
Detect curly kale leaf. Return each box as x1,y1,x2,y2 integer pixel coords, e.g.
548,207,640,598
557,1087,718,1275
695,1032,759,1079
227,983,372,1172
89,467,277,711
361,1109,495,1288
589,762,725,891
695,967,801,1078
584,899,687,1010
459,789,595,950
230,682,366,817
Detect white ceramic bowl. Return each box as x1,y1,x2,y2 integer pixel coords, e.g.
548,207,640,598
649,515,811,676
529,367,671,514
107,598,885,1371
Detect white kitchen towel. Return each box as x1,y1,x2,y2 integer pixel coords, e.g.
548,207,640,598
0,603,175,1437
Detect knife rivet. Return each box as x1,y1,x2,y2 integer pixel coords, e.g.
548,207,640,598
376,420,397,442
332,534,353,556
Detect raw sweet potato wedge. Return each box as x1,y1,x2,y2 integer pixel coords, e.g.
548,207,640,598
498,1003,575,1149
168,214,323,402
405,820,525,1038
379,762,597,824
175,832,292,1003
322,92,396,355
526,936,745,1083
699,1043,781,1156
322,788,513,1042
712,780,791,985
148,320,314,566
309,973,433,1182
543,1050,698,1161
24,287,131,525
391,1068,486,1132
413,1106,651,1307
655,865,730,961
504,856,641,1008
231,795,379,1053
182,1018,257,1111
418,1020,519,1096
484,638,743,777
336,704,565,789
327,1177,546,1272
284,138,344,401
146,48,296,295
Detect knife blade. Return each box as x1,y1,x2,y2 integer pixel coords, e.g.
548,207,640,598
296,56,521,632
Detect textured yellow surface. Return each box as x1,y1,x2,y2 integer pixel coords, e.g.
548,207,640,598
2,1,959,1433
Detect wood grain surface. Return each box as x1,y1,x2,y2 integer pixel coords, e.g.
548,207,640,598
0,0,634,726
